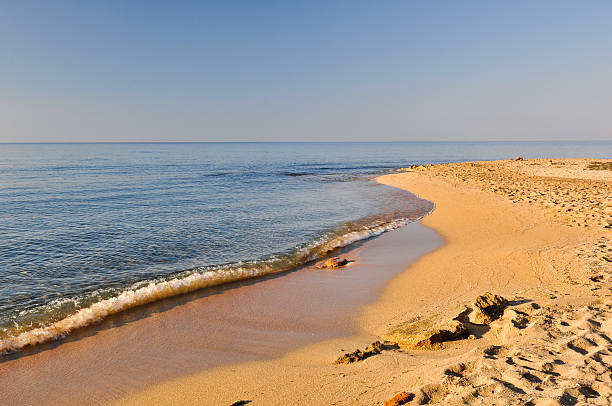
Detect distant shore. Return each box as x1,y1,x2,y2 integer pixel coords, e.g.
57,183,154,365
114,158,611,405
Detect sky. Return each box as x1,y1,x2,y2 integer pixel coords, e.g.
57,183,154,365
1,1,611,142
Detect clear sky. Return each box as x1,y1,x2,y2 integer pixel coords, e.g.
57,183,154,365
1,1,611,142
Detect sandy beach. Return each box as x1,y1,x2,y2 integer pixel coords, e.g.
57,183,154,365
4,2,612,404
113,158,611,405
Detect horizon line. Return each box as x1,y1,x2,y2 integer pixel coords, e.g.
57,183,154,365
0,140,608,145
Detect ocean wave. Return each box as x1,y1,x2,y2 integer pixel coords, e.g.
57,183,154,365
0,208,432,355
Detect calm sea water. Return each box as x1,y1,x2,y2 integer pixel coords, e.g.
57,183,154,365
0,141,609,352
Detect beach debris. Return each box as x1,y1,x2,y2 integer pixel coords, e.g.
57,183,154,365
396,164,429,172
468,293,508,325
317,257,349,269
334,340,398,364
514,156,524,161
382,313,468,350
384,391,414,406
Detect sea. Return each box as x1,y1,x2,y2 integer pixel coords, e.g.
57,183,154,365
0,141,609,353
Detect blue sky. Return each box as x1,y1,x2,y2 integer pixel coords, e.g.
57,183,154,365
1,1,611,142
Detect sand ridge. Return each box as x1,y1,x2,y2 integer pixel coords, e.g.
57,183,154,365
114,158,611,406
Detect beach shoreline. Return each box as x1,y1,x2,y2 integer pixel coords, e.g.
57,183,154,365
0,204,442,405
113,158,611,405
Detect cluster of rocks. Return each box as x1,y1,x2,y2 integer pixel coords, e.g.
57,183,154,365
335,293,509,367
382,296,612,405
334,341,398,364
382,293,509,350
396,164,432,172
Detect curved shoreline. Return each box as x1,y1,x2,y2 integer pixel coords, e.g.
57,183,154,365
0,200,432,355
113,158,609,405
0,201,442,405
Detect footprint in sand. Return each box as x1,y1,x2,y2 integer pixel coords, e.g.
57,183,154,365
413,383,450,404
443,362,473,378
483,345,508,359
560,384,602,405
566,336,596,355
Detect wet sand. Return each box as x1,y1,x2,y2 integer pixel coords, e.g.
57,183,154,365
0,221,441,405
